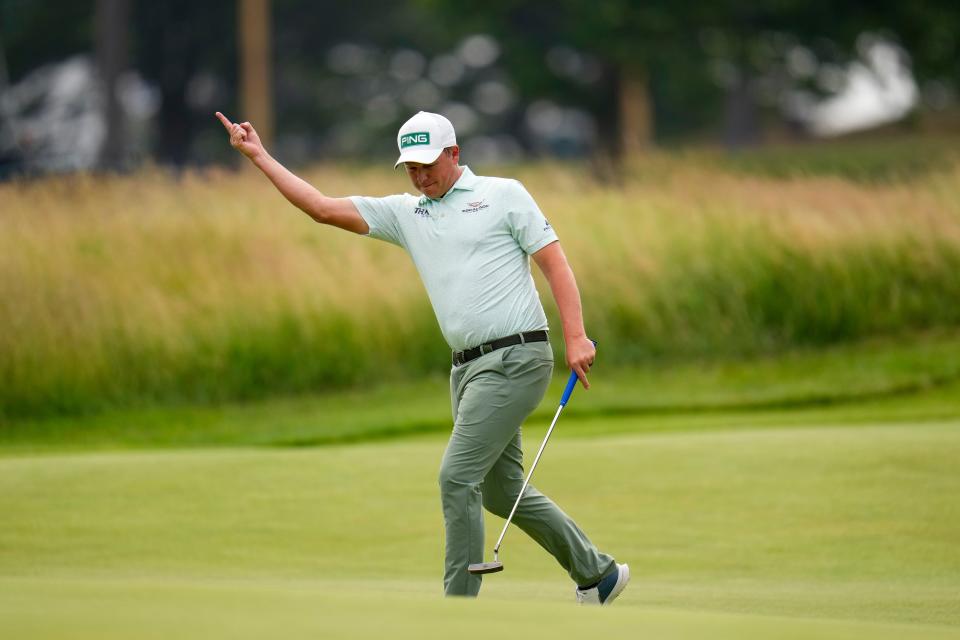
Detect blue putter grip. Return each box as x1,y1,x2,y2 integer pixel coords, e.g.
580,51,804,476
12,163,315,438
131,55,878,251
559,371,578,406
560,340,597,406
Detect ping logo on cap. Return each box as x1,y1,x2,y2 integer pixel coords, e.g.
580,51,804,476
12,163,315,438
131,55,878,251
400,132,431,148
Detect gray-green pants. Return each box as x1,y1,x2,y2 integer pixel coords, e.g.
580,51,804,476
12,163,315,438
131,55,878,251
440,341,615,596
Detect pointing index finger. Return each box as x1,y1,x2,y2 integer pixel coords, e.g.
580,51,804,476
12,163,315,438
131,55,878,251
215,112,233,131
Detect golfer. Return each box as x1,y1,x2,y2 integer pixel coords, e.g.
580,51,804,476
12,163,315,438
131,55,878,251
216,110,629,605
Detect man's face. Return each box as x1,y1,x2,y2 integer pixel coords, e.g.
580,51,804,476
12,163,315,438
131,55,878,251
404,146,461,199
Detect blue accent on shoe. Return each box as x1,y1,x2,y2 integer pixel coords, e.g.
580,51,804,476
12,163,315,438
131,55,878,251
596,566,621,604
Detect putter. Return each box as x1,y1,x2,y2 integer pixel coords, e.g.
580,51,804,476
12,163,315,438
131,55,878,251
468,352,592,576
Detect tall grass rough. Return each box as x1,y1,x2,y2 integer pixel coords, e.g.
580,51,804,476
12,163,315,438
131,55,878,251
2,154,960,417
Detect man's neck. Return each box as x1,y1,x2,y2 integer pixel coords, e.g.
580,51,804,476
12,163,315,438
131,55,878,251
436,165,464,199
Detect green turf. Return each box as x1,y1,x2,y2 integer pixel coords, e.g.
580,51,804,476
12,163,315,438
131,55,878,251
3,331,959,451
3,577,958,640
2,420,958,638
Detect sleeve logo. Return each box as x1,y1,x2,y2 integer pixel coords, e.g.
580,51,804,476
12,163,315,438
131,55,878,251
400,132,431,148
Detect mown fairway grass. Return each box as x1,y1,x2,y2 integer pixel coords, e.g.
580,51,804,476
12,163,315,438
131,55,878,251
2,418,958,638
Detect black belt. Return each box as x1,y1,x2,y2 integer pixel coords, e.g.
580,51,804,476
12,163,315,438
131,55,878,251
452,331,549,367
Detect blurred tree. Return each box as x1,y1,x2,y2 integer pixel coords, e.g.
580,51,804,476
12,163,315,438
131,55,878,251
269,0,452,162
851,0,960,112
239,0,272,149
420,0,716,158
558,2,701,155
420,0,960,153
2,0,958,168
697,0,960,143
0,0,93,81
95,0,131,170
132,0,236,166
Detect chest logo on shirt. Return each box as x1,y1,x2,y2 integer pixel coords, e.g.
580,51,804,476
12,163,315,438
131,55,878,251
461,200,490,213
413,207,430,218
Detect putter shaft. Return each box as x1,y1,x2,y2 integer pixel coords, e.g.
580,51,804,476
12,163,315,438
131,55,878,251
477,360,591,575
492,401,566,555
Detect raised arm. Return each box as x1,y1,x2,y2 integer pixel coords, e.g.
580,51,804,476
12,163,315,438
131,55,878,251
215,112,368,234
532,240,596,389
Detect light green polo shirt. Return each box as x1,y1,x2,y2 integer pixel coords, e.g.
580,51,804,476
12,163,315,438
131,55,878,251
350,166,559,351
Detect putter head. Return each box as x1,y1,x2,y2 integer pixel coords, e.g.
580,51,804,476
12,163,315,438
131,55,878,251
467,561,503,575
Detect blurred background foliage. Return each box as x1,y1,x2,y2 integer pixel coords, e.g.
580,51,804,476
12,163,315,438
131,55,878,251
1,0,959,174
3,1,960,418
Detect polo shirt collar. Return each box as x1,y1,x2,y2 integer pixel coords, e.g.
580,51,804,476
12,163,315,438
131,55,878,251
419,166,477,204
451,166,478,192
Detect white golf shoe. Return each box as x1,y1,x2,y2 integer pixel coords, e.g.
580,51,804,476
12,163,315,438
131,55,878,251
575,563,630,606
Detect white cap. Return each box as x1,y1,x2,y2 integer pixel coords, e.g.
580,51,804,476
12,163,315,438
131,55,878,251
394,111,457,168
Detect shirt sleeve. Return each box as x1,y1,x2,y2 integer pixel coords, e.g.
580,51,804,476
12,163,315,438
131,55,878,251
349,194,408,248
505,180,559,255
